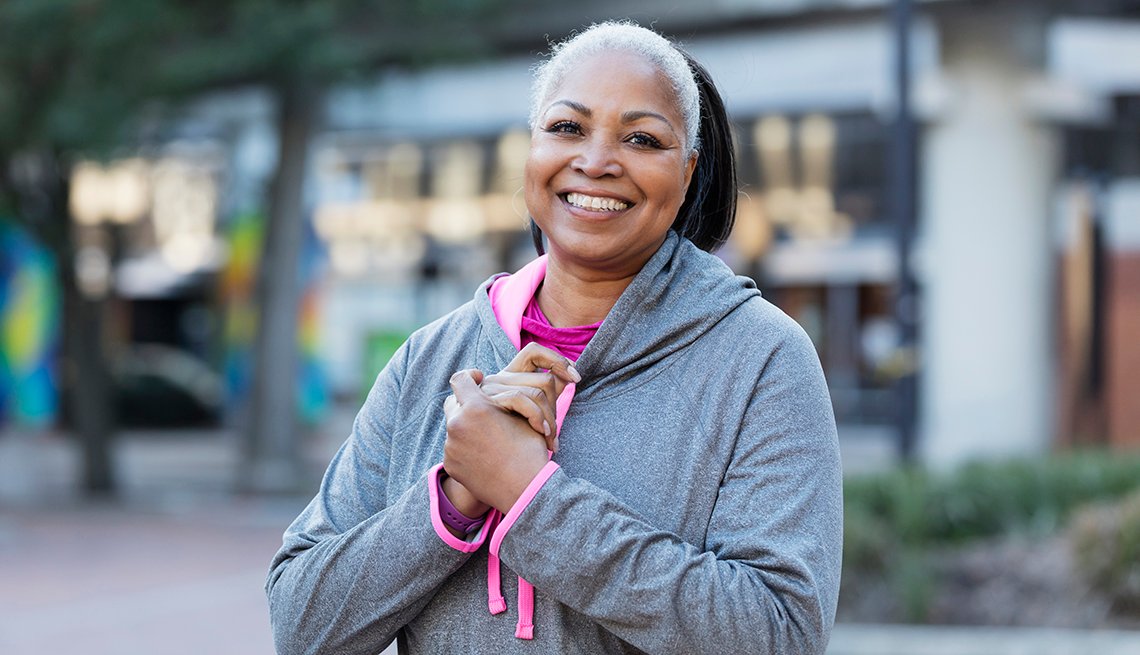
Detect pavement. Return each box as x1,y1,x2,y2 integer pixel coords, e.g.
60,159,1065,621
3,411,1140,655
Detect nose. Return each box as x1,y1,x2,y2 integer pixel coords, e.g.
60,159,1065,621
571,139,622,178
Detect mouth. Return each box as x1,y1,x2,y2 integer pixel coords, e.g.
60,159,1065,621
561,191,633,213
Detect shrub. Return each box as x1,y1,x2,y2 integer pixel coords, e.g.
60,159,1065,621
1070,488,1140,612
844,450,1140,560
841,450,1140,623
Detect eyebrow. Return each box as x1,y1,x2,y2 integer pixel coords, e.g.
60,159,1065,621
547,100,678,134
550,99,591,117
620,110,674,129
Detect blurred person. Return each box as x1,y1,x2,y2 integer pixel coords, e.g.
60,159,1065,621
267,21,842,654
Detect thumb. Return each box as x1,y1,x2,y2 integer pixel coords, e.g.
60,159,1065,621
449,369,484,404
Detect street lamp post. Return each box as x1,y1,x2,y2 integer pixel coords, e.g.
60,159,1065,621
892,0,920,461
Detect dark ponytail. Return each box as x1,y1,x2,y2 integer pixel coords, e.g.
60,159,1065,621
528,49,736,256
673,50,737,253
530,215,545,256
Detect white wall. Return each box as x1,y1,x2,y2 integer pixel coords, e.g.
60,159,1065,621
918,10,1058,466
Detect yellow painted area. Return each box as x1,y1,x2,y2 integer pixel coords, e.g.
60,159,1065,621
2,267,50,371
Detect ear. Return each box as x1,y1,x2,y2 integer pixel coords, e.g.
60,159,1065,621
682,149,698,191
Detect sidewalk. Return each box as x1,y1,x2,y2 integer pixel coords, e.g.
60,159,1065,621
829,623,1140,655
0,420,348,655
0,497,297,655
3,417,1139,655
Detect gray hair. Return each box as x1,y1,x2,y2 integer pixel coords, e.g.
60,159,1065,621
529,21,701,152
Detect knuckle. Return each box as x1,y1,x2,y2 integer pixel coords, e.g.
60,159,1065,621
444,412,461,432
467,402,495,421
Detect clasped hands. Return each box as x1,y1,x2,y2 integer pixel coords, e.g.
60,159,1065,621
441,343,580,522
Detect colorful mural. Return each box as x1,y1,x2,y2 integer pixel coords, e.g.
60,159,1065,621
219,211,327,425
0,221,60,428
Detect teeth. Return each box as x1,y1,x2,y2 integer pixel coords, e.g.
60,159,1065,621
566,192,629,212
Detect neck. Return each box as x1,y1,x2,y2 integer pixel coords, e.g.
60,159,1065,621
537,256,639,328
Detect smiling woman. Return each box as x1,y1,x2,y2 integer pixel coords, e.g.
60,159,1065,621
267,21,843,655
525,49,697,287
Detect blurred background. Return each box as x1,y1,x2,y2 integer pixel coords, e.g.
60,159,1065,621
1,0,1139,653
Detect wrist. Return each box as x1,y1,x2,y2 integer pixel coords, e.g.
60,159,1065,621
489,457,548,514
441,475,490,519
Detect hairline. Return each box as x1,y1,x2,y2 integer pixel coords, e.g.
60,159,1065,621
528,22,701,153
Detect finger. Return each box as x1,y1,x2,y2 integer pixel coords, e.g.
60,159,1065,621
448,369,485,405
482,371,563,408
483,382,557,442
506,343,581,384
486,392,556,453
486,389,551,439
443,394,458,420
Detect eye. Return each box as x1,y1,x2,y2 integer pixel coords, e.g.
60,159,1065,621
626,132,663,149
545,120,582,135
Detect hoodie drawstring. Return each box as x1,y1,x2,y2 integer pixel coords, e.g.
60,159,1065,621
515,578,535,639
485,512,507,615
483,510,537,639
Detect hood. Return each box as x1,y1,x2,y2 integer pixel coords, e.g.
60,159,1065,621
476,231,760,394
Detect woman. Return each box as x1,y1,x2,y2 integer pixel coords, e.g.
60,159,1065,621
267,21,842,654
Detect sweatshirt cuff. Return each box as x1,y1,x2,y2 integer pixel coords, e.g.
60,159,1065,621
428,463,491,552
489,461,561,557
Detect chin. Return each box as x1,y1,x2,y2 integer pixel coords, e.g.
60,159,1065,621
546,230,663,273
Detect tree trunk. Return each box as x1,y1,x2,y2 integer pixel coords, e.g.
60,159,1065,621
33,153,119,496
63,266,117,495
242,81,320,494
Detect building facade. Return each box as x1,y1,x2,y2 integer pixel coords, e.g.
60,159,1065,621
85,0,1140,465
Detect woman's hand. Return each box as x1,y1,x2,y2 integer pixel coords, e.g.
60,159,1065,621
479,343,581,453
443,369,552,513
439,344,580,516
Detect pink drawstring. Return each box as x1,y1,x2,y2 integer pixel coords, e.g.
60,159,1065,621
485,512,507,615
483,510,536,639
515,578,535,639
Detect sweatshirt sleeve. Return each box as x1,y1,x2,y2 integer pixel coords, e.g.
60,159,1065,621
265,342,486,655
493,324,844,655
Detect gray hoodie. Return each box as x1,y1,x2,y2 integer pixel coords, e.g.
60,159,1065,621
266,232,843,654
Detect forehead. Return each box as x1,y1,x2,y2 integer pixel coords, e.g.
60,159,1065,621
544,50,682,120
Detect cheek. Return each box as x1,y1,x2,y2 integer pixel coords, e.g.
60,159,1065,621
523,152,551,220
650,165,690,210
523,144,554,191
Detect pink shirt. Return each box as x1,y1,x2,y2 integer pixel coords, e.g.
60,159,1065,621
519,294,602,362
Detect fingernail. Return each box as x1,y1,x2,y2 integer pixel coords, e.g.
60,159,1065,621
543,420,551,436
553,436,560,452
567,364,581,382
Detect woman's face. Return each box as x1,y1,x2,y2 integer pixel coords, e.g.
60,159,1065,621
525,50,697,276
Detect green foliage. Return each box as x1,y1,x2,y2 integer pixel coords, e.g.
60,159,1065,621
0,0,521,242
0,0,516,159
1071,488,1140,612
841,450,1140,623
844,450,1140,555
0,0,189,154
894,548,935,623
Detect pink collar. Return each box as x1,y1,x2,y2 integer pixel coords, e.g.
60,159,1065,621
488,255,548,350
487,255,576,430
